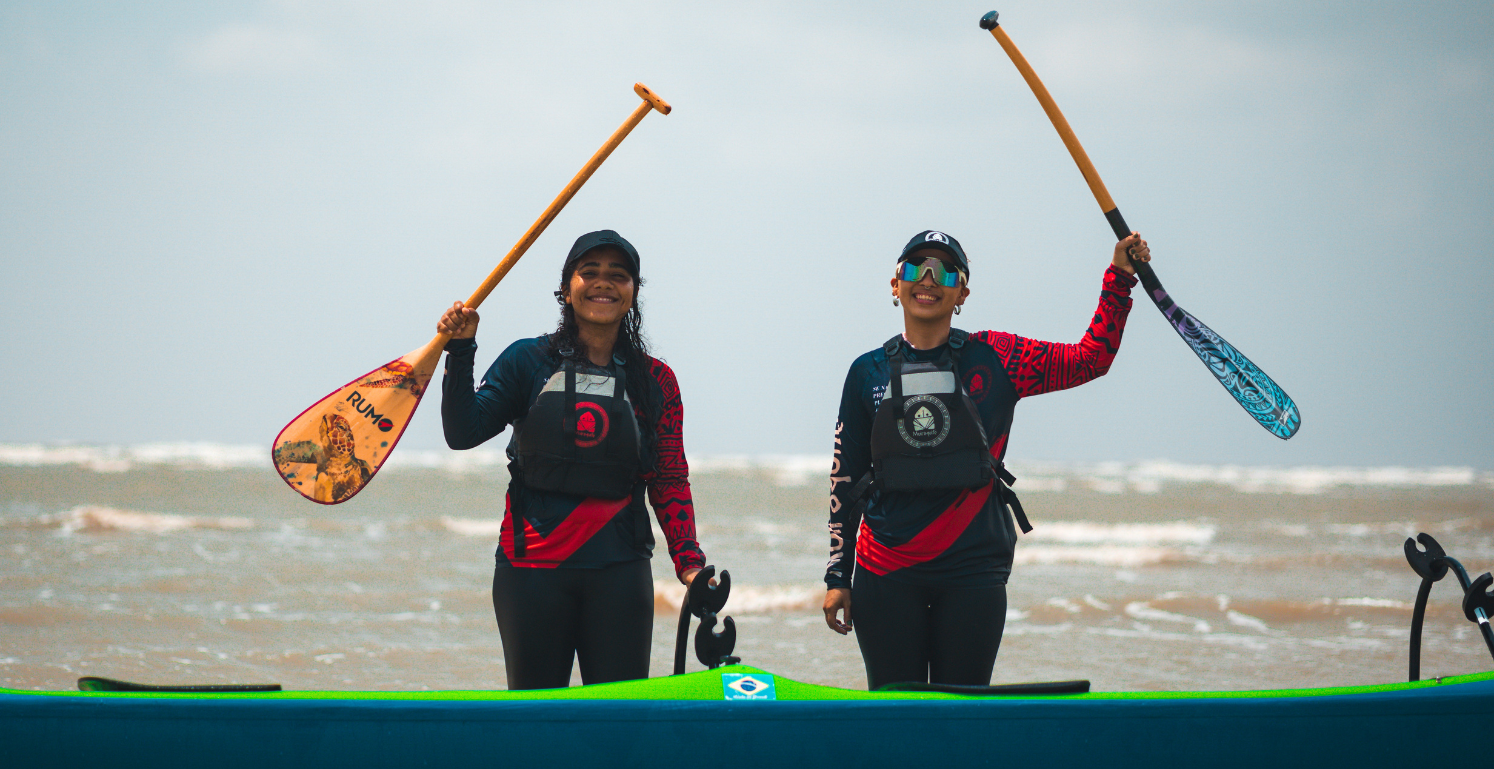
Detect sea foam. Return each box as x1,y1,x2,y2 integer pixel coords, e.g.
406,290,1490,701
37,505,253,535
651,581,819,615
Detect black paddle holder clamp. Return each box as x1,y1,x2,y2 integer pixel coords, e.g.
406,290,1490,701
1403,533,1494,681
672,565,740,674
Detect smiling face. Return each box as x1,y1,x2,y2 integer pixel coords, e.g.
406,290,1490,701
892,248,969,322
564,246,636,330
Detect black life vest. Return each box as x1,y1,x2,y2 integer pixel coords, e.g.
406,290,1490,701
513,355,641,501
870,331,993,491
854,330,1031,533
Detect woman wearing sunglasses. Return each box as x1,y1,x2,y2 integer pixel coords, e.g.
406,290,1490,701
821,229,1150,690
438,230,707,690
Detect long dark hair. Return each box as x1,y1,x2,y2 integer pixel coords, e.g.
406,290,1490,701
548,261,660,462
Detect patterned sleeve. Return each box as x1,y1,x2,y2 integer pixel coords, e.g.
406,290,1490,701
642,358,707,579
974,265,1138,398
825,355,875,590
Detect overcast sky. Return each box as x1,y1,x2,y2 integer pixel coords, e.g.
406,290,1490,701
2,1,1490,468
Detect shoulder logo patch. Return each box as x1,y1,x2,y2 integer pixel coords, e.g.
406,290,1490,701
966,364,994,404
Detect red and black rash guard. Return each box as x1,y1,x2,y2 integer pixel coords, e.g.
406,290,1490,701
825,265,1137,589
442,336,705,579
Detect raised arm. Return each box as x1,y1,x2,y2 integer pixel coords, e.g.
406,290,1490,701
975,258,1141,398
439,324,529,450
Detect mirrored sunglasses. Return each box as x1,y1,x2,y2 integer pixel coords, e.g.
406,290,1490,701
897,256,964,287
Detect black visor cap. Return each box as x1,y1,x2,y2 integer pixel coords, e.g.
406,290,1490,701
565,230,641,276
899,230,969,278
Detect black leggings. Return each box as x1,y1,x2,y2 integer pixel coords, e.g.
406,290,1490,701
852,569,1007,690
491,559,653,690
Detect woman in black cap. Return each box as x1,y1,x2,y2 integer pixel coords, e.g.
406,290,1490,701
821,229,1150,690
438,230,707,689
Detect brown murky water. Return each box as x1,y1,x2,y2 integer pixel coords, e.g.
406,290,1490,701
2,450,1491,692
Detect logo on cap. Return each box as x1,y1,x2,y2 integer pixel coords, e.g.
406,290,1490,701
925,231,949,244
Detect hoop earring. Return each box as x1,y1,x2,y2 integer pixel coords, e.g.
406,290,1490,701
893,297,900,307
954,305,962,315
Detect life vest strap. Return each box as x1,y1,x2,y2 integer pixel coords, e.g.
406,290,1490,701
993,462,1032,534
508,472,528,558
605,365,629,462
561,359,578,462
846,471,876,511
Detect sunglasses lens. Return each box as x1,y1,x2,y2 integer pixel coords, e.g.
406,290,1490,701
899,258,961,287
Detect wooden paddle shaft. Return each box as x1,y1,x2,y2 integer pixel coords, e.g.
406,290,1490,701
457,83,672,317
981,13,1118,217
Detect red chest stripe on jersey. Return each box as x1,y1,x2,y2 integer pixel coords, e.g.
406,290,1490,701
855,483,994,575
500,494,633,567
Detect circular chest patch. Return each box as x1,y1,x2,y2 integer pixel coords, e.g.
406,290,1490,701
896,394,951,449
573,402,611,448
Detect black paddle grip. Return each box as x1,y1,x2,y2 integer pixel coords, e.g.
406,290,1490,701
1104,206,1161,291
1104,207,1130,241
980,11,1000,30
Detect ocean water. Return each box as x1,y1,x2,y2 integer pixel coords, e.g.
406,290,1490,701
2,443,1492,693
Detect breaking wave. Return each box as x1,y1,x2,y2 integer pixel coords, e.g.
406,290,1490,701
1029,521,1216,545
439,516,505,537
651,581,819,615
29,505,253,535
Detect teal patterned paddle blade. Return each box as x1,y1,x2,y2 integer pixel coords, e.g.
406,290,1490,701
1134,263,1301,440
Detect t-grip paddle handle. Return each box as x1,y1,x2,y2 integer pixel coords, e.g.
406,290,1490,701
634,83,672,115
456,82,673,316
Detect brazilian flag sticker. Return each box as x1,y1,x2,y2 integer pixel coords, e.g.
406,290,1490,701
722,673,776,701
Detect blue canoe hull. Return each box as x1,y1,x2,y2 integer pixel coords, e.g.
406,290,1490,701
5,668,1492,768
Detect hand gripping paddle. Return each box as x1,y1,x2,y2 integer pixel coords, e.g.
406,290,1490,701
979,12,1300,440
272,84,673,504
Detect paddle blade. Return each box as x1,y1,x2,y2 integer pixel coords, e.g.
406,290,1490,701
272,337,444,504
78,676,282,693
1136,267,1301,440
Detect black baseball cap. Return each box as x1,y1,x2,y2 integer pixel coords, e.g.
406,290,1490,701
565,230,640,276
899,230,970,278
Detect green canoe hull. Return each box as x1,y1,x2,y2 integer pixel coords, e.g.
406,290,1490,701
4,666,1491,768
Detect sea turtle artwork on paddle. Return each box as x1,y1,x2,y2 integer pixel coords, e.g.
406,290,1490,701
272,354,437,504
360,360,425,398
313,413,372,503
